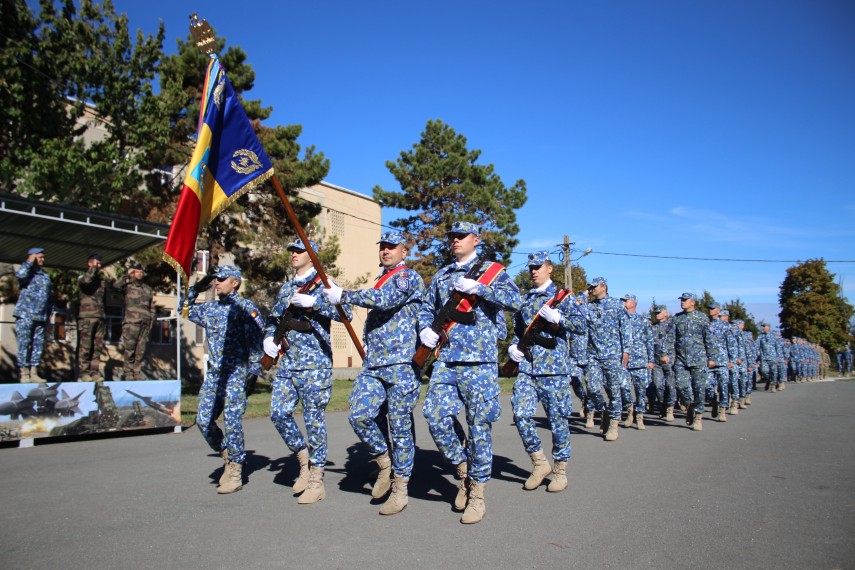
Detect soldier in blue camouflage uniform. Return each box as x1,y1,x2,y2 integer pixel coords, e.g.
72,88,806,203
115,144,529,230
845,345,853,376
790,338,803,382
569,294,602,428
620,294,654,429
322,231,425,515
737,321,755,405
669,292,712,431
651,305,677,421
706,304,734,422
836,348,846,376
183,265,264,494
263,239,352,505
14,247,52,382
756,324,780,392
508,252,585,493
583,277,632,441
774,329,788,391
723,312,747,412
419,221,521,524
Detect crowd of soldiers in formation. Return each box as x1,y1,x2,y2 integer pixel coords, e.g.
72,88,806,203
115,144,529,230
10,226,847,525
11,248,155,383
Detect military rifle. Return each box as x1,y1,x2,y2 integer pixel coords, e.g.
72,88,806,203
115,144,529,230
499,289,570,377
260,277,322,371
412,261,484,369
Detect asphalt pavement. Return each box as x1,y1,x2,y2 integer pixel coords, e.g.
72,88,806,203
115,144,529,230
1,379,853,569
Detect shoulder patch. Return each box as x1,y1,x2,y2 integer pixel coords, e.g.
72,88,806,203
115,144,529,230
395,275,410,291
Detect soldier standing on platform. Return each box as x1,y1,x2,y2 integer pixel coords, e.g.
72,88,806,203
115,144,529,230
183,265,264,495
322,231,425,515
263,239,352,505
14,247,52,382
419,221,521,524
114,263,155,380
77,253,107,381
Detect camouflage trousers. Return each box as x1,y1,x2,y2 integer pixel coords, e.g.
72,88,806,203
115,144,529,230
349,363,420,478
571,363,605,412
705,367,730,406
729,367,743,401
78,317,105,374
674,362,707,415
270,368,332,467
744,368,755,394
122,321,151,378
627,368,651,413
760,360,779,386
512,372,573,462
15,318,46,368
197,363,249,464
588,358,629,420
423,361,501,484
777,362,787,384
650,364,677,411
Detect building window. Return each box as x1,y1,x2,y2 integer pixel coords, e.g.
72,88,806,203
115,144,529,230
150,309,175,345
329,209,345,238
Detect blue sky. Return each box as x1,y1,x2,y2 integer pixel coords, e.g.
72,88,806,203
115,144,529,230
69,1,855,325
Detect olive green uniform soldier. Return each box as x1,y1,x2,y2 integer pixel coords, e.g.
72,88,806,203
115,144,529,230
78,253,107,380
114,264,155,380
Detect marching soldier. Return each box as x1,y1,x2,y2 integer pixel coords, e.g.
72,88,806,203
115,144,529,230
756,324,780,392
114,263,155,380
620,294,654,429
651,305,677,421
670,292,712,431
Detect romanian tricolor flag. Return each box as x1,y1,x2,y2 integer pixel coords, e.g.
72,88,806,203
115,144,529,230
163,56,274,281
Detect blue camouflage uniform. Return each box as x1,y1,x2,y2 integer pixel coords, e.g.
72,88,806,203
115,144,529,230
845,346,853,375
706,310,734,408
775,332,788,385
669,293,712,416
650,306,677,414
727,317,746,403
420,238,521,485
510,255,585,463
14,249,53,370
742,328,756,394
183,266,263,465
344,235,425,480
267,250,352,469
569,295,602,414
756,328,779,388
584,278,632,421
621,294,654,414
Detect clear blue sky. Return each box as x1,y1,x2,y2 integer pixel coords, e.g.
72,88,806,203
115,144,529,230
87,1,855,325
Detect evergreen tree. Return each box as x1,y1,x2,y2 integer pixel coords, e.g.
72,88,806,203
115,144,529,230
779,259,853,349
723,298,759,336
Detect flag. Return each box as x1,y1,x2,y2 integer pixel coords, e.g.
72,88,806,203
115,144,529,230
163,57,274,281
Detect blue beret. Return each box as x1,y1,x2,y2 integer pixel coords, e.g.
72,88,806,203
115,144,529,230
377,231,406,246
286,238,320,252
27,247,44,255
527,251,551,266
679,292,696,300
213,265,242,280
446,221,480,237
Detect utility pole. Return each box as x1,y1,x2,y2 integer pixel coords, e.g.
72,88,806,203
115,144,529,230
562,235,573,290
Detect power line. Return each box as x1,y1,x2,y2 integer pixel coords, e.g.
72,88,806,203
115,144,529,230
589,251,855,263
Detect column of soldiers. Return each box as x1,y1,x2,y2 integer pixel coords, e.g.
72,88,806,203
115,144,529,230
12,248,154,382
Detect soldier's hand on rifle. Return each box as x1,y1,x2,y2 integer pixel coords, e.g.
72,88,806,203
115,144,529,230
291,293,316,308
508,344,525,363
538,304,561,324
263,337,281,358
420,328,440,348
193,274,216,292
454,277,480,295
322,281,343,305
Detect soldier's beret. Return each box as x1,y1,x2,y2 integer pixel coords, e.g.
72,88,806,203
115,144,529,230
619,293,636,301
527,251,551,266
27,247,44,255
213,265,242,280
678,292,696,300
587,277,607,287
377,231,406,246
446,221,480,237
286,238,320,252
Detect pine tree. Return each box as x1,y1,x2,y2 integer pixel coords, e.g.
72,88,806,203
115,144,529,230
779,259,853,349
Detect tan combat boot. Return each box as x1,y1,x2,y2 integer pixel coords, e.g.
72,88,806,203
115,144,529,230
19,368,30,383
665,406,675,422
770,384,778,393
745,394,751,405
372,451,392,499
297,466,325,504
547,461,568,493
728,402,738,415
692,414,703,431
31,367,46,382
718,407,727,422
585,410,595,429
460,482,486,524
524,449,552,490
219,449,230,486
738,397,746,409
604,418,619,441
379,475,409,515
622,405,634,428
292,448,310,494
454,461,468,511
779,382,786,391
636,411,645,430
217,461,243,494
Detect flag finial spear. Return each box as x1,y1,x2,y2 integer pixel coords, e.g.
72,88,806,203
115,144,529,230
189,13,217,55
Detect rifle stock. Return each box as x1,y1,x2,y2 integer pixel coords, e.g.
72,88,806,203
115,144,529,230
498,289,571,378
260,279,321,372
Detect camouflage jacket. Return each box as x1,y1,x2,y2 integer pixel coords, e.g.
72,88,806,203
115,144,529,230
652,318,675,364
265,270,353,373
568,296,589,366
511,282,585,376
670,309,710,368
114,274,155,324
755,331,778,362
625,312,654,369
743,331,757,365
418,256,521,364
77,266,107,319
14,261,52,321
584,295,632,361
342,263,426,369
707,318,732,367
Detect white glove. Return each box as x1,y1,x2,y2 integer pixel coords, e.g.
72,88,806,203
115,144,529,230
420,328,440,348
508,344,525,363
538,304,561,324
290,292,316,308
454,277,480,295
263,337,281,358
322,281,343,305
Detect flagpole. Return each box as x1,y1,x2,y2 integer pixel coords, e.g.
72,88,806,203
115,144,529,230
270,176,366,359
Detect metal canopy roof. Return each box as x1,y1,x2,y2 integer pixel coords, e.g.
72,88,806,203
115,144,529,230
0,193,169,271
